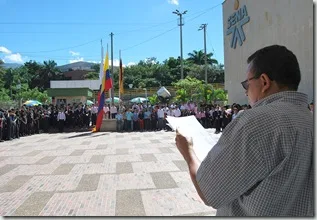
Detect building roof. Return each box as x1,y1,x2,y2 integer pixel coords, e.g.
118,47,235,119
47,88,93,97
50,80,100,90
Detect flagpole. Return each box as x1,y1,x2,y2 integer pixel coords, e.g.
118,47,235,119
99,39,104,85
119,50,122,111
107,43,111,101
110,32,115,106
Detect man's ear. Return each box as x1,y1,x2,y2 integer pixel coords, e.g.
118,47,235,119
260,73,271,93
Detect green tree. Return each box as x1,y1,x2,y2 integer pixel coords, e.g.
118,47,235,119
24,61,43,90
0,60,5,89
187,50,218,66
174,88,189,103
191,83,215,104
210,88,227,103
20,87,49,103
0,88,11,101
91,63,100,73
208,64,225,83
84,71,99,80
148,94,159,105
173,76,203,98
41,60,63,89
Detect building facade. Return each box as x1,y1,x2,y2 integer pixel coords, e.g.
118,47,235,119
223,0,314,105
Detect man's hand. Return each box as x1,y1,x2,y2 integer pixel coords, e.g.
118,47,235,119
175,127,208,205
175,128,194,164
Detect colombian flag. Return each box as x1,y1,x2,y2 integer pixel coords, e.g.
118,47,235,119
93,52,112,132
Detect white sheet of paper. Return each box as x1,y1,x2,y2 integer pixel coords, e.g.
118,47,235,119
166,115,219,161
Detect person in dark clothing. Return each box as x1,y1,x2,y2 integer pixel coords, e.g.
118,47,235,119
0,111,4,142
5,110,12,140
138,110,144,131
151,109,158,131
83,106,91,128
33,109,40,134
19,110,27,136
42,110,50,133
14,110,20,138
221,106,229,131
213,106,222,134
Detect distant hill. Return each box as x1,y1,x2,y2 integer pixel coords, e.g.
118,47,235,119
0,63,23,69
57,61,98,72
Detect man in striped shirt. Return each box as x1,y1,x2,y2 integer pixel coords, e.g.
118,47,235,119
175,45,313,216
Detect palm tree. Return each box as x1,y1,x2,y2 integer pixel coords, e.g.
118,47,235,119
187,50,218,66
41,60,61,89
43,60,59,79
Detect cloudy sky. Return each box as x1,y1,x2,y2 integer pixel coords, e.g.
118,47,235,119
0,0,224,66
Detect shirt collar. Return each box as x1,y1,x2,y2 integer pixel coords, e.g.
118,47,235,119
252,91,308,108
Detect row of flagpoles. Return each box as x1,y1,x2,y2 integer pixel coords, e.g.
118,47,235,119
93,39,124,132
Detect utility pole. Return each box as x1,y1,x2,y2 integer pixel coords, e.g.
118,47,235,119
199,24,208,84
110,32,114,106
173,9,187,80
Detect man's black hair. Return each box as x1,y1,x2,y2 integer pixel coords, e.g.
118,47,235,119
247,45,301,91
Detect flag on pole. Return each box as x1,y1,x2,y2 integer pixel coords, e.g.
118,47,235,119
104,52,113,91
93,51,112,132
119,58,124,94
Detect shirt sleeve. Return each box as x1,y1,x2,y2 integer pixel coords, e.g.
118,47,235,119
196,114,268,209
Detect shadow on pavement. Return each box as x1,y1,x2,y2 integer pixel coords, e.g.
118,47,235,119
66,132,94,139
66,132,110,139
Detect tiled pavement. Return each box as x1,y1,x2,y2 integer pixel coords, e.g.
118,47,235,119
0,129,221,216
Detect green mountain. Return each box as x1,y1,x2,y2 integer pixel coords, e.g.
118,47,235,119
1,63,23,69
57,61,98,72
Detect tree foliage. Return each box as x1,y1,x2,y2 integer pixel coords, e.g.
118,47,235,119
0,49,226,104
172,76,227,104
187,50,218,66
84,71,99,80
148,94,159,105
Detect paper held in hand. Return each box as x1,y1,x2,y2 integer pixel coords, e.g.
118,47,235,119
166,115,220,161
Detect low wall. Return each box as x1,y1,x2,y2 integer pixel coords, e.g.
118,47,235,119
100,119,117,132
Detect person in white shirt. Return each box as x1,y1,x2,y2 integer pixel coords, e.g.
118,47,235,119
164,106,169,114
110,105,117,119
132,104,140,112
157,106,165,130
231,107,239,120
174,107,181,117
180,104,186,111
57,109,66,132
167,108,172,116
103,104,110,119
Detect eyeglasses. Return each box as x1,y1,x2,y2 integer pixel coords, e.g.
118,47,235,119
241,76,257,90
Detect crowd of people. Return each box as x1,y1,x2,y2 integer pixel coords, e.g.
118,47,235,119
111,102,252,133
0,100,313,142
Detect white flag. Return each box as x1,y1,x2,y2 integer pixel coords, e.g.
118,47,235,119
99,44,104,83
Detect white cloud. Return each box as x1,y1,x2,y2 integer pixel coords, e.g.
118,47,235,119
69,50,80,56
109,59,120,67
3,53,24,63
168,0,179,5
87,60,99,64
0,46,12,54
69,57,84,63
127,62,136,67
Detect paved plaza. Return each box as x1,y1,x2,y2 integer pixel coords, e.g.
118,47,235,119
0,129,221,216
